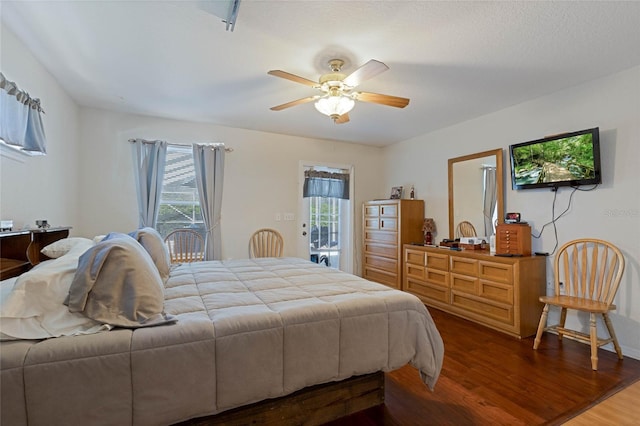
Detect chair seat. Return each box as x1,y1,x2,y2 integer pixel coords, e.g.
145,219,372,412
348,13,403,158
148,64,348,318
539,295,615,313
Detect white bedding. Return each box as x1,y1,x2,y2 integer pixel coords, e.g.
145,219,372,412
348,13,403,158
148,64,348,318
0,240,110,340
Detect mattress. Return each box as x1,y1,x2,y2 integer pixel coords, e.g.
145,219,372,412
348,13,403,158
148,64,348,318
1,257,444,426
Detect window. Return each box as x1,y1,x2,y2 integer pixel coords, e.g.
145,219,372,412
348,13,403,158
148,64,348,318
156,145,205,239
308,195,342,269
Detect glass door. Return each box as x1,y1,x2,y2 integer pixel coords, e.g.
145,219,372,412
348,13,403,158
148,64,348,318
297,162,354,273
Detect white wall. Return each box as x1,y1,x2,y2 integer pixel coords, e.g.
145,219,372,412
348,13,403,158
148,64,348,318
76,107,385,271
384,66,640,360
0,25,80,231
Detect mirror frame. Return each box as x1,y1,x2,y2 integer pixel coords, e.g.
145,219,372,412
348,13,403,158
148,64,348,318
448,148,504,239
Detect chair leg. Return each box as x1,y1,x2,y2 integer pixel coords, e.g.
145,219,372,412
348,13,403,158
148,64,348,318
533,304,549,350
558,307,567,341
603,313,624,360
589,313,598,371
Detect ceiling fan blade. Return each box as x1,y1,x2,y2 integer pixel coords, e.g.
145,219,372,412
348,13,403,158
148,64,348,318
334,113,350,124
270,96,318,111
268,70,319,88
343,60,389,87
355,91,410,108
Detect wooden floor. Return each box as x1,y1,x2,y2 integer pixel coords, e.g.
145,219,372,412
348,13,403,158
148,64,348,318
327,308,640,425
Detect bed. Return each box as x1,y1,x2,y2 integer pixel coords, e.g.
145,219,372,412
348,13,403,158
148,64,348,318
0,229,444,425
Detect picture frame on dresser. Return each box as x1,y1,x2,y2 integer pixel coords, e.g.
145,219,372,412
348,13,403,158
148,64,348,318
390,186,403,199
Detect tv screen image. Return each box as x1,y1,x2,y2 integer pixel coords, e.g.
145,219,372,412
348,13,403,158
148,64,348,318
510,127,601,190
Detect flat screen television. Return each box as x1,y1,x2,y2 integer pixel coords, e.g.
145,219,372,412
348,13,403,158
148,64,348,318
509,127,601,190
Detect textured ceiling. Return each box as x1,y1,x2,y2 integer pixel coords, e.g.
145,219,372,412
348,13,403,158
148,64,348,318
2,1,639,147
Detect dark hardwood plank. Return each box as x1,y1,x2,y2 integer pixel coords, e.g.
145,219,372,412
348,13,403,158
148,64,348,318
327,308,640,425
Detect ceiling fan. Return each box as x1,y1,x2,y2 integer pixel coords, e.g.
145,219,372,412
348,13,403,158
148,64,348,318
268,59,410,124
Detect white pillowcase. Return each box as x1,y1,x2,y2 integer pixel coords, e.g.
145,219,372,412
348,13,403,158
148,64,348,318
40,237,95,259
1,241,109,340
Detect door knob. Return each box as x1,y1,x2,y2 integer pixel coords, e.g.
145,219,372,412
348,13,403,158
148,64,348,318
302,231,307,236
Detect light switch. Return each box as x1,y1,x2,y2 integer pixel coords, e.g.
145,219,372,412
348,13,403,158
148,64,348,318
275,213,281,221
284,213,295,221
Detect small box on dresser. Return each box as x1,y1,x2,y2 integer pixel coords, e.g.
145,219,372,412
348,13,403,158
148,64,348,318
496,223,532,256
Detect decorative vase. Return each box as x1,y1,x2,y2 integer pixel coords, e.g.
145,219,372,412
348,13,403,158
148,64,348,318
424,231,432,245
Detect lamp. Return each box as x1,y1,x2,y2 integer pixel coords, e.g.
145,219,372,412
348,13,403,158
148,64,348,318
314,95,354,120
422,218,436,245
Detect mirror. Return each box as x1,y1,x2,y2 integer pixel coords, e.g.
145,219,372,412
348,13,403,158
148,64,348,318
448,148,504,240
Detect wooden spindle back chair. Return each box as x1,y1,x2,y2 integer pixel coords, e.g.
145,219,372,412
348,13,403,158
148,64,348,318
533,238,625,370
249,228,284,258
455,221,477,238
164,229,205,264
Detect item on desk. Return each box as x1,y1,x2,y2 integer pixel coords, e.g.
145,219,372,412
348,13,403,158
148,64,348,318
35,220,50,229
439,239,459,248
459,237,488,250
1,220,13,232
505,212,521,223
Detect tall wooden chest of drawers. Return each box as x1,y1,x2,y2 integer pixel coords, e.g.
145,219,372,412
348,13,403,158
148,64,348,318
404,244,546,338
362,199,424,289
496,223,532,256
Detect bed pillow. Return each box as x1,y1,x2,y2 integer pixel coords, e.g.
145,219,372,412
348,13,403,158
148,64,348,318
40,237,94,259
1,242,108,340
67,233,175,328
128,227,171,281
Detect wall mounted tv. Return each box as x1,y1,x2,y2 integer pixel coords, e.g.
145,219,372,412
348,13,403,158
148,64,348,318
509,127,601,190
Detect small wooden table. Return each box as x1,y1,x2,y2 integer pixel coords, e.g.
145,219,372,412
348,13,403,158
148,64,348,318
0,227,71,280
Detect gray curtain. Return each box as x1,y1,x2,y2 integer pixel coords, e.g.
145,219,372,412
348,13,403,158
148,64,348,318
303,170,349,199
193,143,225,260
0,72,47,154
131,139,168,228
482,167,497,236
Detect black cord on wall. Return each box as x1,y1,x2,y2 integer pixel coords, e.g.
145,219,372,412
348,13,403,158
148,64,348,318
532,184,598,255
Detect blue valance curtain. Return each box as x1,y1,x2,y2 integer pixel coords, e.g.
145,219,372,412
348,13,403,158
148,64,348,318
0,72,47,154
303,170,350,200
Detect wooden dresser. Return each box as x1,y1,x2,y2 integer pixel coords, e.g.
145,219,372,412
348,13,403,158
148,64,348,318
403,244,546,338
0,227,71,280
362,199,424,289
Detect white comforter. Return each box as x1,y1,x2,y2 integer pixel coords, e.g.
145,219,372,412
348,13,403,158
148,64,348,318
1,257,444,426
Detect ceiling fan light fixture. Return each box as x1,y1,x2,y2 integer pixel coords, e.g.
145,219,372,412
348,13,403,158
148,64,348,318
314,95,355,119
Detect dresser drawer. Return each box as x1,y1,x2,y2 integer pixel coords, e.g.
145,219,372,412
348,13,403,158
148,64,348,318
365,230,397,244
451,273,478,294
379,204,398,217
425,269,449,288
426,252,449,271
379,218,397,231
364,205,379,217
479,280,513,304
405,248,426,266
364,217,380,230
406,278,450,303
364,242,397,258
450,256,478,276
364,254,397,273
451,292,514,325
479,261,513,284
405,263,425,280
364,267,397,288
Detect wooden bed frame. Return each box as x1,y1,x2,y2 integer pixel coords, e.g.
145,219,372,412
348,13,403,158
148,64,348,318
176,372,385,425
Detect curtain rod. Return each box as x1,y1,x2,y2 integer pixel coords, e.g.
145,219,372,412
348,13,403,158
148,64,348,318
128,138,233,152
